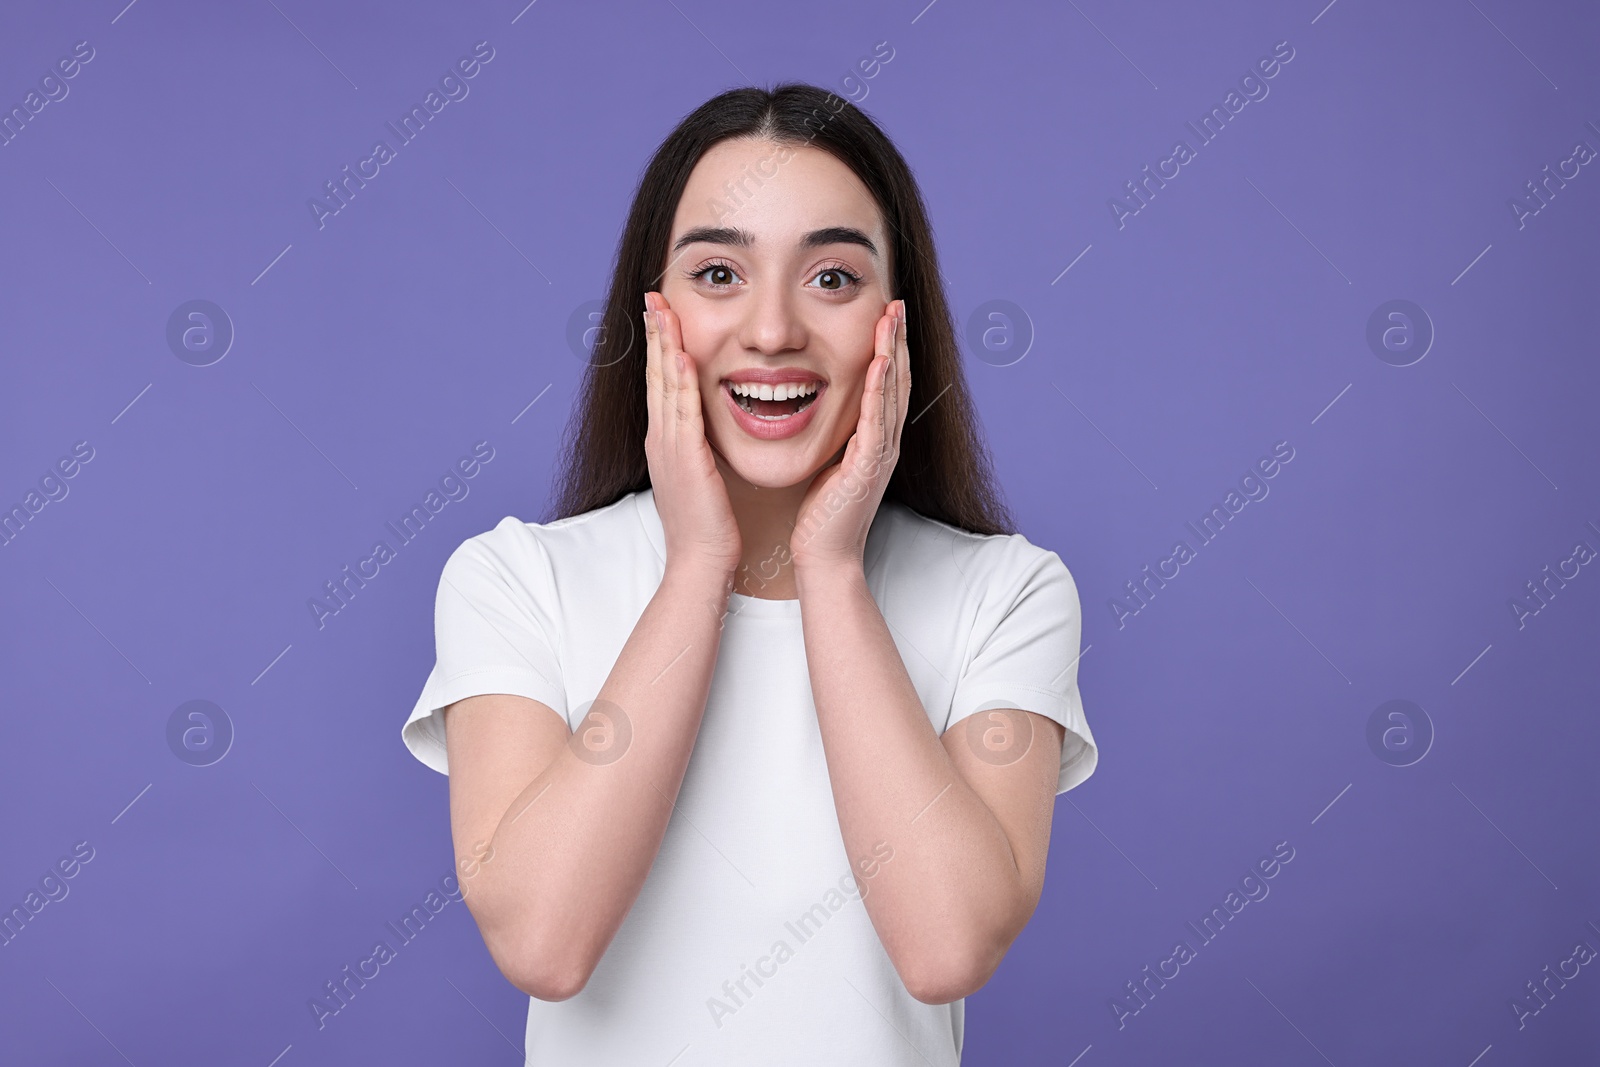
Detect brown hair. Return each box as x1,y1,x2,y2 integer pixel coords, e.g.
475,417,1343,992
546,82,1014,536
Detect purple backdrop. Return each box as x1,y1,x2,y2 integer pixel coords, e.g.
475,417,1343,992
2,0,1596,1063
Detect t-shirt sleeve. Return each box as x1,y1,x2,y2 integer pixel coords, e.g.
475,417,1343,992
400,518,568,775
944,541,1098,794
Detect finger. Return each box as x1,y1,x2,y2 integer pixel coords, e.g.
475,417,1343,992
880,350,892,464
891,303,908,448
643,296,660,442
881,304,902,457
676,345,708,442
678,347,703,433
850,333,880,483
857,319,882,440
654,304,681,437
658,305,697,431
874,313,892,463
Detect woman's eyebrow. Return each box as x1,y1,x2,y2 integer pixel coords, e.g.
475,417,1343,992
671,225,880,259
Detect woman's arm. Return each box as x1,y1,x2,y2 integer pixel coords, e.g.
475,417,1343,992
795,562,1065,1004
789,300,1066,1003
442,296,741,1002
443,558,733,1001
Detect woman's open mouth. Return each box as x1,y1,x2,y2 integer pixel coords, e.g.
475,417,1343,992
721,378,825,440
727,379,821,420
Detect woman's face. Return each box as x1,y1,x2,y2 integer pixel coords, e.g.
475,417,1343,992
659,138,894,492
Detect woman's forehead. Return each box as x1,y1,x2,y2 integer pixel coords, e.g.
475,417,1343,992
674,141,886,253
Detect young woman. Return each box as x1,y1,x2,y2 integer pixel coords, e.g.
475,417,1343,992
401,82,1098,1066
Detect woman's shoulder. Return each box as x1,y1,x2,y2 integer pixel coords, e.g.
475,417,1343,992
883,502,1068,566
875,500,1073,588
446,490,654,575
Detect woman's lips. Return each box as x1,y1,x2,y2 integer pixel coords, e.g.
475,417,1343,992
721,381,824,441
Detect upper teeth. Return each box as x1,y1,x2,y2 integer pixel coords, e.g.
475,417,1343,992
728,381,819,401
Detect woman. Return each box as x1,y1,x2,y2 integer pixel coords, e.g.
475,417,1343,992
401,82,1098,1065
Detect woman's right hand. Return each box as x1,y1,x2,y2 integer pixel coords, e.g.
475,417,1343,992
642,291,742,578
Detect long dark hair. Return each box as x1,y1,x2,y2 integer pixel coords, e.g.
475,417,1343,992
546,82,1014,537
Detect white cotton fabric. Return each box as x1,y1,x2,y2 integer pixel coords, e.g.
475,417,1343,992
401,488,1097,1066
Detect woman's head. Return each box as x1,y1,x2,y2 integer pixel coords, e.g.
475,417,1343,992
659,136,895,498
550,82,1012,537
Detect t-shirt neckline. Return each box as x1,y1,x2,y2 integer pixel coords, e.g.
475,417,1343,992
726,590,802,617
632,486,892,619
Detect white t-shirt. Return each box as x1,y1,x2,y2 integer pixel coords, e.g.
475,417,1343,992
401,488,1097,1066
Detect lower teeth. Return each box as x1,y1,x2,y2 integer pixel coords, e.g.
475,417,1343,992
736,393,814,420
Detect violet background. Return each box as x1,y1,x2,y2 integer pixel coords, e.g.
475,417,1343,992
2,0,1597,1063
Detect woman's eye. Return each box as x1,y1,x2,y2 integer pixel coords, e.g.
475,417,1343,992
688,262,741,287
811,266,862,292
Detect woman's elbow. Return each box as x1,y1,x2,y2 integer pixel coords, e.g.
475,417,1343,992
505,957,593,1002
904,972,979,1005
902,961,994,1005
898,935,1010,1005
476,906,599,1001
498,928,599,1001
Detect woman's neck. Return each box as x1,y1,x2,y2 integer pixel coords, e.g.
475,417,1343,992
721,471,809,601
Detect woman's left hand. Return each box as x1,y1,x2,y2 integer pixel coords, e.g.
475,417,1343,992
791,298,910,574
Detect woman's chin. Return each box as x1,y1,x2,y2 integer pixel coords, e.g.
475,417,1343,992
713,441,832,492
735,461,822,492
